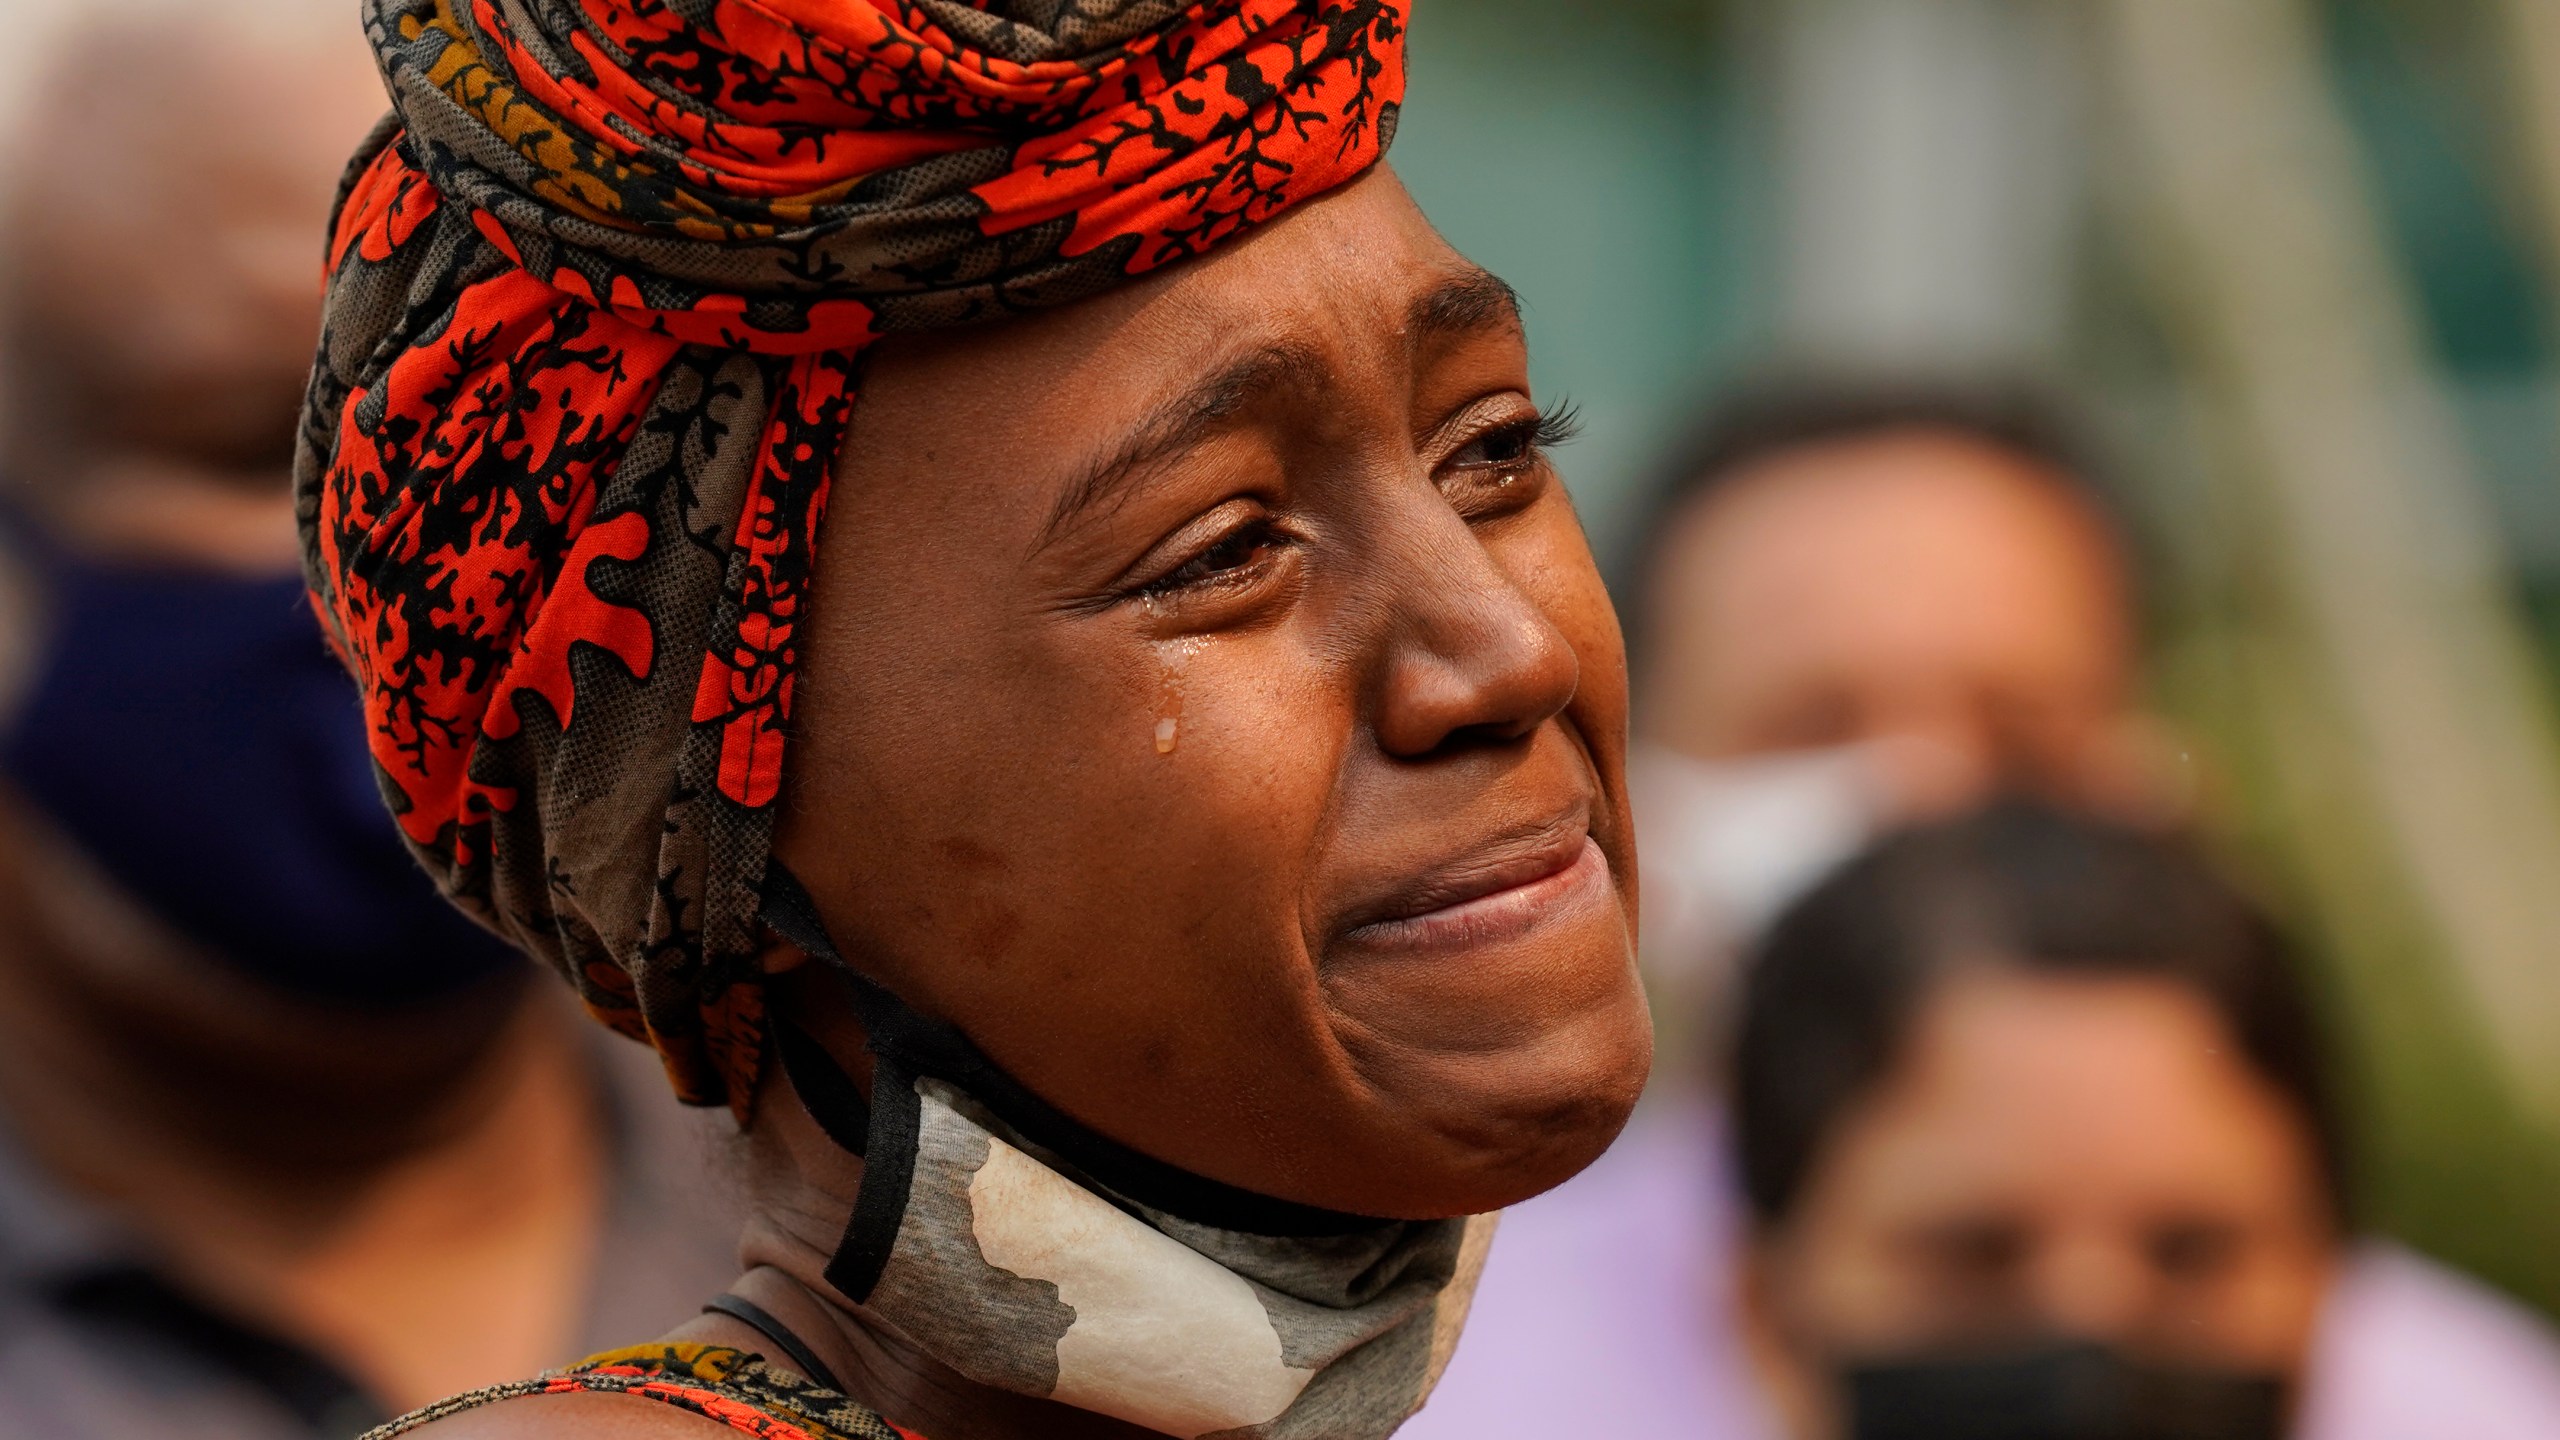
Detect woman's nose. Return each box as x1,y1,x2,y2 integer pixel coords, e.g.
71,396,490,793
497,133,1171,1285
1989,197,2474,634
1369,520,1581,760
1865,697,2004,820
2030,1232,2156,1343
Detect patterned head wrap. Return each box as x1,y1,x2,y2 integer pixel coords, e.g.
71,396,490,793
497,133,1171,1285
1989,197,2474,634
299,0,1406,1111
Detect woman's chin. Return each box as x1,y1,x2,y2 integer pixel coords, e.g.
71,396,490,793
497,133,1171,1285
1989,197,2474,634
1425,1019,1654,1214
1315,952,1655,1218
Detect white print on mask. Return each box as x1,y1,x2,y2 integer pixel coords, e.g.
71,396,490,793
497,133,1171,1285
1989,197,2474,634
1631,741,1895,1005
970,1133,1317,1438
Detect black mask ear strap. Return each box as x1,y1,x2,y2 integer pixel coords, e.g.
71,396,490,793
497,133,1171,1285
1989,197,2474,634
760,865,917,1303
821,1046,919,1304
769,1018,868,1157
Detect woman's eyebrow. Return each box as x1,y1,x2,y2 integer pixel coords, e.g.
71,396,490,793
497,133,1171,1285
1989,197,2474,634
1410,266,1522,342
1035,339,1326,550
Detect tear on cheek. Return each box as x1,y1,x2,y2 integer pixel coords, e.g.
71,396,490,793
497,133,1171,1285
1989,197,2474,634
1150,637,1205,756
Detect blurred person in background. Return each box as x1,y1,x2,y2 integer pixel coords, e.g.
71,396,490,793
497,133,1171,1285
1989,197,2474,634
1407,380,2560,1439
1623,381,2174,1007
0,11,736,1438
1735,801,2560,1440
1738,801,2326,1440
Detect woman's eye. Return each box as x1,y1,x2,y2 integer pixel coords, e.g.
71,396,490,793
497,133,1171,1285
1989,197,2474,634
1917,1219,2028,1284
1449,422,1538,471
1441,403,1579,486
2148,1221,2243,1282
1142,520,1281,597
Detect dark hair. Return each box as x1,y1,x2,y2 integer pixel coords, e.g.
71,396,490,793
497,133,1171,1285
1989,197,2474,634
1617,376,2130,638
1729,800,2348,1229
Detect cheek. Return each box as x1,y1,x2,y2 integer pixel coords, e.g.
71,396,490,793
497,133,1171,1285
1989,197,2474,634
798,614,1360,1109
1776,1213,1949,1352
1513,506,1633,853
991,632,1348,983
1516,503,1627,701
1558,562,1630,737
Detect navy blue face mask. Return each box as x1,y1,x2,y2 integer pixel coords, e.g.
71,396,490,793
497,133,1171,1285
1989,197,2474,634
0,529,526,1007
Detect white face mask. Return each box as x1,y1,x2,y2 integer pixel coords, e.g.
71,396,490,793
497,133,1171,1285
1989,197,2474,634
760,869,1491,1440
1631,741,1896,1007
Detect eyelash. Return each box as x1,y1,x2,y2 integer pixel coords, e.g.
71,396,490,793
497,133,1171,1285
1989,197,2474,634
1531,401,1584,452
1129,401,1580,603
1447,401,1582,475
1134,516,1289,600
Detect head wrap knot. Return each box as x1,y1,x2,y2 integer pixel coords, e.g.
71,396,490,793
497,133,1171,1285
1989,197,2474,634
298,0,1406,1110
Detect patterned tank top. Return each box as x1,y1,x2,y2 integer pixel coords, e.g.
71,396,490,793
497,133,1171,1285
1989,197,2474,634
361,1343,921,1440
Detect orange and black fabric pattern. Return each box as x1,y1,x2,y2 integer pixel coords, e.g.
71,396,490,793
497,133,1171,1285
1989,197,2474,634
298,0,1406,1112
361,1343,912,1440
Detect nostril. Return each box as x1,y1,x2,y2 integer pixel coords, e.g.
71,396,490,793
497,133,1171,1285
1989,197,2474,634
1374,615,1579,759
1420,717,1541,759
1368,514,1583,758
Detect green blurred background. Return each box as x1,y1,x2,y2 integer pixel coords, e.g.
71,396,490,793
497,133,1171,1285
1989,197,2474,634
1394,0,2560,1319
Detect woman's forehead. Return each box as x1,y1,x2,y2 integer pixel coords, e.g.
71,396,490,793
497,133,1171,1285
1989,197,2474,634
915,173,1494,377
1172,168,1503,343
853,184,1521,495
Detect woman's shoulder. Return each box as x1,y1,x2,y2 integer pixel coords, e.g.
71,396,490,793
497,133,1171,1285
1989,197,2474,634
365,1344,909,1440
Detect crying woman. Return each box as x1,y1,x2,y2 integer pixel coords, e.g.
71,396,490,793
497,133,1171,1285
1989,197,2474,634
292,2,1653,1439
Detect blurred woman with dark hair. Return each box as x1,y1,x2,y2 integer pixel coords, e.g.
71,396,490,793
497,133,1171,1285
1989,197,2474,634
1733,802,2560,1440
0,14,741,1438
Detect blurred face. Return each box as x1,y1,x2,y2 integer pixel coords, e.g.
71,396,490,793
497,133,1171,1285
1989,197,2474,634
1745,970,2337,1439
1637,431,2145,815
773,168,1653,1221
4,22,382,470
2,20,386,574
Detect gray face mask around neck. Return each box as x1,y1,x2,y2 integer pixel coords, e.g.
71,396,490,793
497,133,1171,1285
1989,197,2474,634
761,868,1496,1440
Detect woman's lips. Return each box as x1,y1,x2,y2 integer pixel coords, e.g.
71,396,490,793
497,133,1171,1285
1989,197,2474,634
1337,830,1612,955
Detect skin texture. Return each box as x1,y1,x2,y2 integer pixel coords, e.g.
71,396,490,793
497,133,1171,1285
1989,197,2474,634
415,165,1653,1438
0,16,619,1409
1743,970,2338,1440
1635,431,2169,818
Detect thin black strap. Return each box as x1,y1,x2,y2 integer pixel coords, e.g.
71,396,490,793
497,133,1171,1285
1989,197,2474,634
772,1015,870,1156
701,1293,849,1395
826,1051,920,1303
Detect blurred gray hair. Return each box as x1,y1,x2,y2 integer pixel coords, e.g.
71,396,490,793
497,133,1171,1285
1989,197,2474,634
0,0,375,461
0,0,368,214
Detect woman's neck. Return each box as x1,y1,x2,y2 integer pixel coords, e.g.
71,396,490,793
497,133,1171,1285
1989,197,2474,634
683,1266,1156,1440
